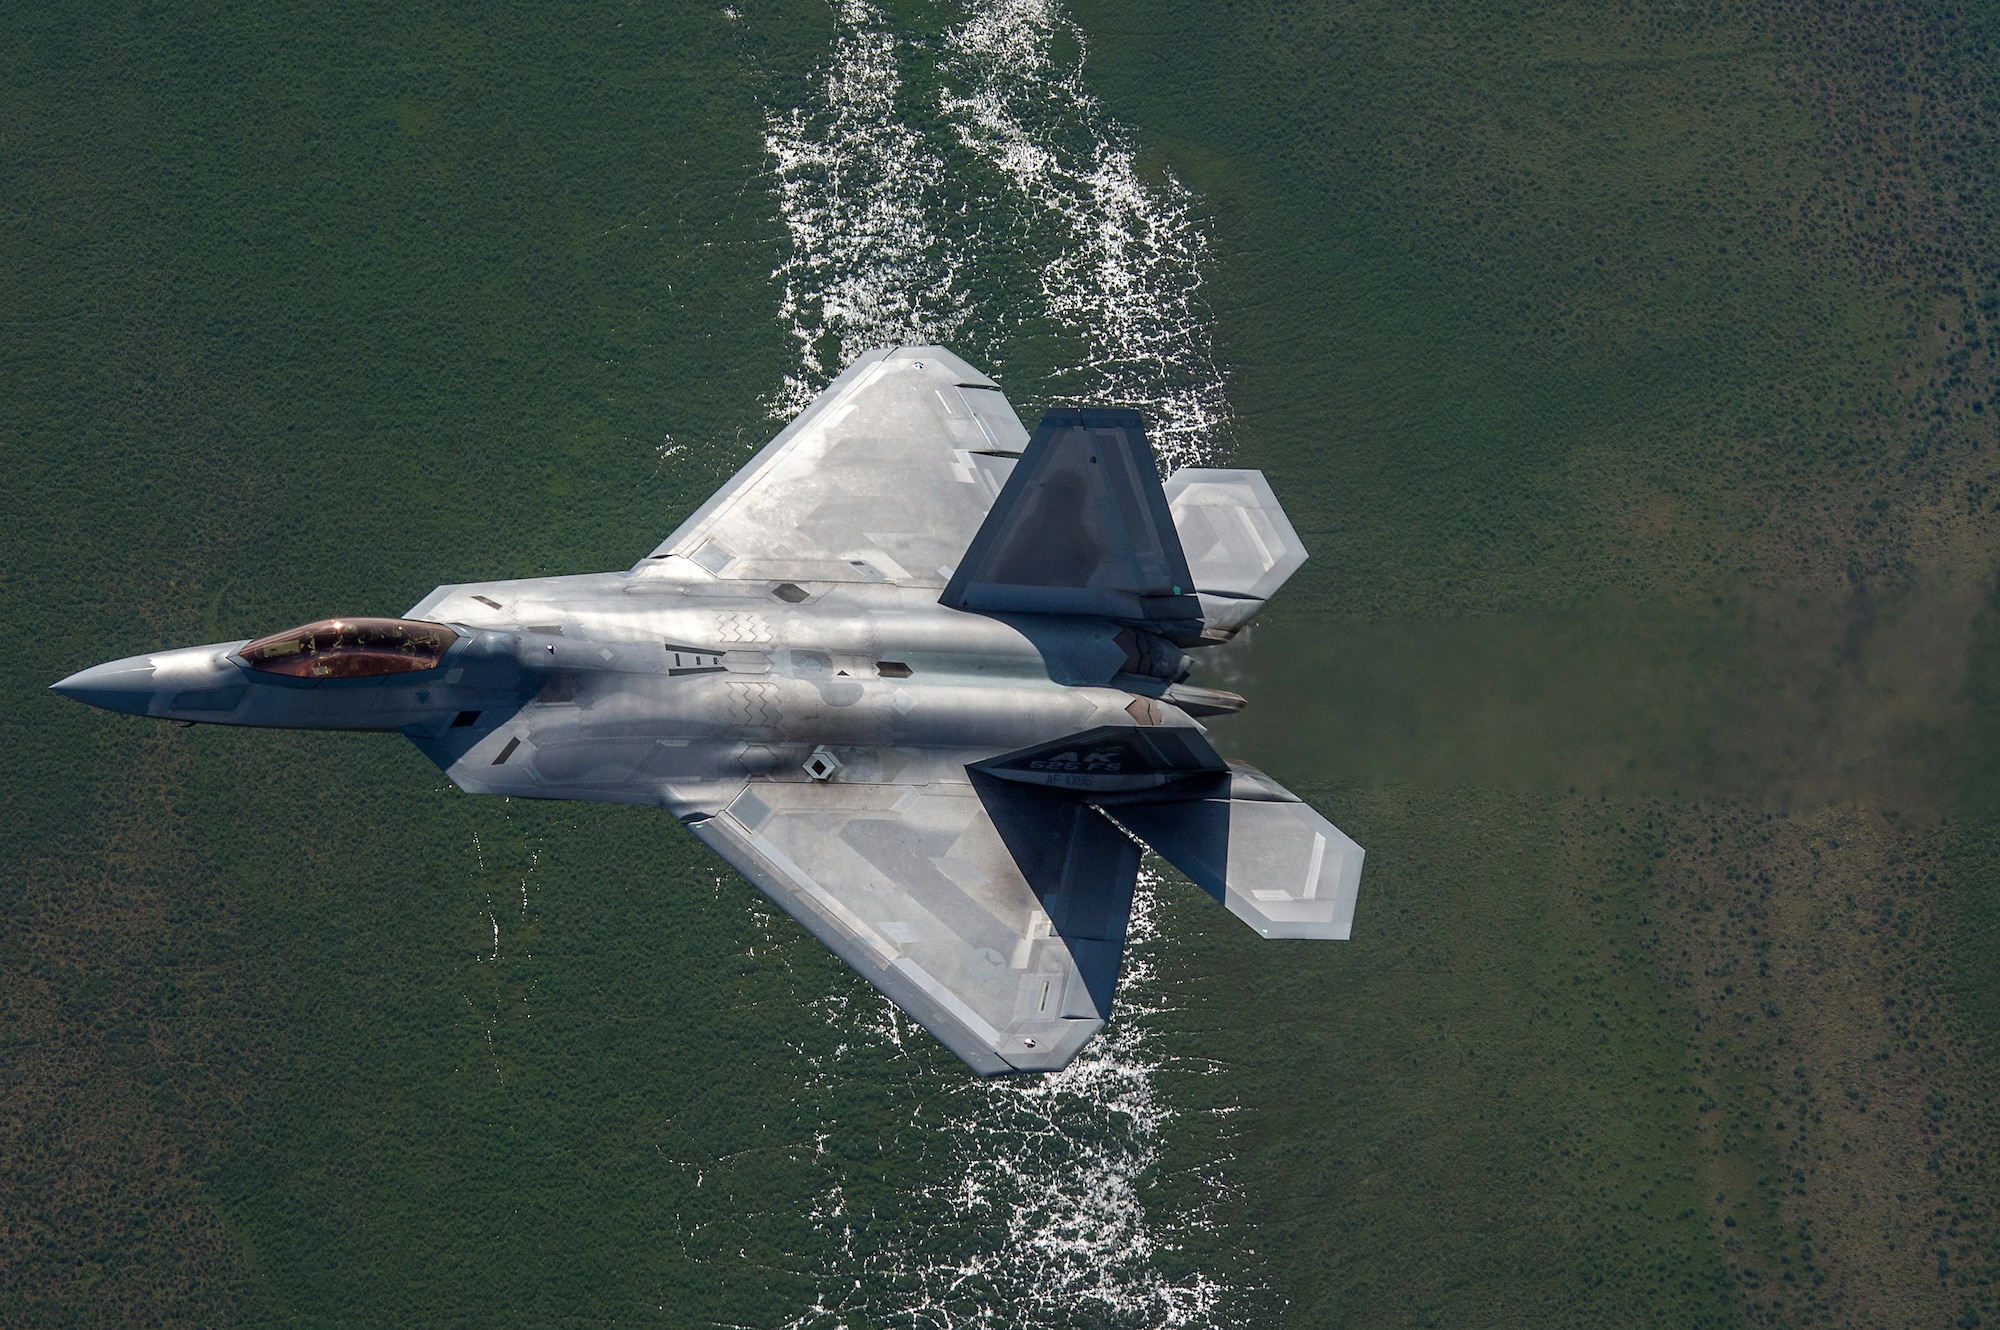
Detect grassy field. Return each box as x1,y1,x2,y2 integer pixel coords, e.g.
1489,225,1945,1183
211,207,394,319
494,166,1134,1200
4,0,1999,1325
0,1,844,1322
1077,0,2000,1324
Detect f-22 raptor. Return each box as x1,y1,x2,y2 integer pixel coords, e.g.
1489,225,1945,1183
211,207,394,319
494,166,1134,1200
53,348,1363,1075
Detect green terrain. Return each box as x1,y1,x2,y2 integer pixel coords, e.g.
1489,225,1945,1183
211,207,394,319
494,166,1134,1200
5,0,1999,1326
1081,0,2000,1323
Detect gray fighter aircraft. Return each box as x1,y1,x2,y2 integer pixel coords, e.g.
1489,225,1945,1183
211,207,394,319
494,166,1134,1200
53,347,1361,1075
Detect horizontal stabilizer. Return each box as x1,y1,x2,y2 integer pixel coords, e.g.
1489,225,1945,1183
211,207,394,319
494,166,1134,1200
1110,765,1363,939
943,408,1203,638
1164,469,1309,640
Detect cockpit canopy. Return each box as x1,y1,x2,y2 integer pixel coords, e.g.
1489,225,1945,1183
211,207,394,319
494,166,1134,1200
240,618,459,678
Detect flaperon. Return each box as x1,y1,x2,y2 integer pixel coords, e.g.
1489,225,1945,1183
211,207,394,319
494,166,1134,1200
53,347,1362,1075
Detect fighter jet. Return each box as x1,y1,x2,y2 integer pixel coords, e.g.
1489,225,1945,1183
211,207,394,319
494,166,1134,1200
52,347,1361,1075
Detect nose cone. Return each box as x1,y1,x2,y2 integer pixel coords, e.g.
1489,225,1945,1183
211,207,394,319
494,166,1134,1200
50,655,162,716
52,645,244,718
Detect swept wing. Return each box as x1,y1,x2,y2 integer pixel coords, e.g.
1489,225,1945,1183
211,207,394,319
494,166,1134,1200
682,772,1140,1075
641,348,1026,587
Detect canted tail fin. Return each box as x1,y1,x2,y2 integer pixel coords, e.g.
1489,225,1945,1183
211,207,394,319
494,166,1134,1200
942,408,1204,640
1109,764,1364,939
939,416,1311,646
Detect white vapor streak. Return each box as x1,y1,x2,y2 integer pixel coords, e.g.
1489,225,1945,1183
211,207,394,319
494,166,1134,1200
761,2,1241,1324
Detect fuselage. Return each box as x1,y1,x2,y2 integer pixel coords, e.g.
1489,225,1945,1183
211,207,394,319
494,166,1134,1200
45,347,1348,1077
51,562,1194,821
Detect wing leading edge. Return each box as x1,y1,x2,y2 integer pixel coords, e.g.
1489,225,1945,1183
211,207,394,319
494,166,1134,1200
682,774,1139,1075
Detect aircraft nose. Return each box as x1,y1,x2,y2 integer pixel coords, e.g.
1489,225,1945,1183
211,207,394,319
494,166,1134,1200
50,655,162,716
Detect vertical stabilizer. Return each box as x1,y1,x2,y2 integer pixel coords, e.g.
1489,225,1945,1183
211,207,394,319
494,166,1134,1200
943,408,1204,639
